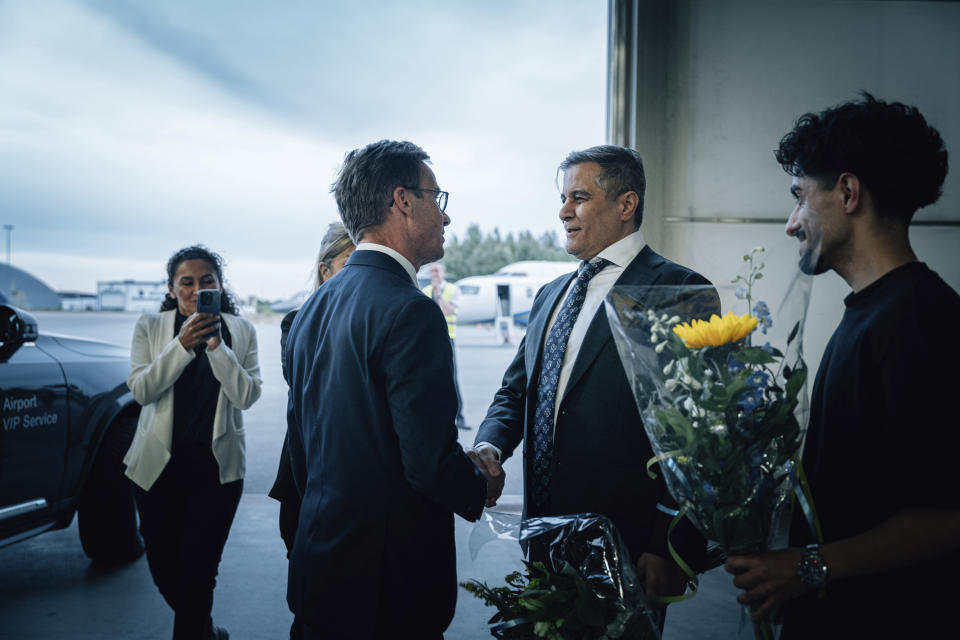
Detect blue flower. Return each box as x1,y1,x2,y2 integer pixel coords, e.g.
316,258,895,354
702,482,718,498
737,388,764,414
761,341,773,354
746,370,770,389
727,353,746,373
753,301,773,334
734,287,747,300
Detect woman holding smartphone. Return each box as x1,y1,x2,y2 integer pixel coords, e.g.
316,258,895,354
124,245,262,640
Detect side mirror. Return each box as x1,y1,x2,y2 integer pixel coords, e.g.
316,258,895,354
0,305,39,360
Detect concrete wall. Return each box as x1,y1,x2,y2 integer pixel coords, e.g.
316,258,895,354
616,0,960,371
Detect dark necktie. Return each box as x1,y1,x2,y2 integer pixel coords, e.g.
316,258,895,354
530,258,610,510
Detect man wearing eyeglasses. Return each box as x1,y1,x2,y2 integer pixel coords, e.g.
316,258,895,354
284,140,500,639
472,145,718,626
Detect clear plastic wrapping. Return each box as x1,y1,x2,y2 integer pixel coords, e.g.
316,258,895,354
603,273,810,556
465,511,661,639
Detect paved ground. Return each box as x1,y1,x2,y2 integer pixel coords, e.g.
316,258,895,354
0,314,750,639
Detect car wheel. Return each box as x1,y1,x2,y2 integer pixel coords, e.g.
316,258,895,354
77,413,144,565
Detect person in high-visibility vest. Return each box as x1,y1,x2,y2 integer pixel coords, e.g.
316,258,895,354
422,262,468,429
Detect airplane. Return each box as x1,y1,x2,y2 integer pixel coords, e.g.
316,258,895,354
452,260,576,326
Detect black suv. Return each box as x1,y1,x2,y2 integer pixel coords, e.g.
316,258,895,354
0,305,143,564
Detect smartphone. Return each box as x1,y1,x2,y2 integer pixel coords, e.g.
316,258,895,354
196,289,221,338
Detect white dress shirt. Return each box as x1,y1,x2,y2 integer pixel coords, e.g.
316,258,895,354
477,230,647,459
356,242,419,286
545,229,646,431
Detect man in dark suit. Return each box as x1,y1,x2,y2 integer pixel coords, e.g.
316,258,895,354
472,145,718,618
285,140,498,639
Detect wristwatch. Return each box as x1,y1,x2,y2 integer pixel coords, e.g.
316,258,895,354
797,543,829,589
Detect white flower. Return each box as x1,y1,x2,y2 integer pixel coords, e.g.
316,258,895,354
655,341,667,354
663,360,675,375
665,378,679,393
710,424,728,436
683,396,704,417
680,371,702,390
667,315,680,325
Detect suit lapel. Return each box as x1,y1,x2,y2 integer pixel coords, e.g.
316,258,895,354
561,246,667,400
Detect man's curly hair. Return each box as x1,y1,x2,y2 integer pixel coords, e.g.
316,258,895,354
775,92,948,223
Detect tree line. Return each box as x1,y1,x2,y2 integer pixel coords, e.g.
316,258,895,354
440,224,574,281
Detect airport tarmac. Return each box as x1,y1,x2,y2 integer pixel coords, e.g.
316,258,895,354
0,313,748,639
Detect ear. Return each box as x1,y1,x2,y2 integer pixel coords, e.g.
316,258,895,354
836,173,861,214
618,191,639,223
318,262,333,283
391,185,414,217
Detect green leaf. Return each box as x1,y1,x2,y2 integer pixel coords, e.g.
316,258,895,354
786,366,808,399
732,347,777,366
787,321,800,346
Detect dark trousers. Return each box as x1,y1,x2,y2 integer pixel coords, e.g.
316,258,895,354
135,447,242,640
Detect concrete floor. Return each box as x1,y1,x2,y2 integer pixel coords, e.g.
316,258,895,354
0,315,750,639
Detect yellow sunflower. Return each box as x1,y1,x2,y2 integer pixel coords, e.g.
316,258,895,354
672,312,758,348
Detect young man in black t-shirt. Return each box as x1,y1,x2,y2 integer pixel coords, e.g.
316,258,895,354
725,94,960,638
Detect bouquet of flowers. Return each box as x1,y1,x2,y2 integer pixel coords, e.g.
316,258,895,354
462,513,661,640
604,248,811,639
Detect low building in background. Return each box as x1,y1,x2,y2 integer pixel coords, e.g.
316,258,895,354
97,280,166,312
58,291,98,311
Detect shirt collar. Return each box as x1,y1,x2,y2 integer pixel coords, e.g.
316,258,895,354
594,229,646,268
356,242,418,286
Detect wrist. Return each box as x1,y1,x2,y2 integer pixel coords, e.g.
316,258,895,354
797,543,829,593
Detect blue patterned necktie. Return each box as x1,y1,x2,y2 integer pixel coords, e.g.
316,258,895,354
530,258,610,510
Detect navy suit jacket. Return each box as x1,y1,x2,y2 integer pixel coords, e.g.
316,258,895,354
285,249,486,636
475,245,719,563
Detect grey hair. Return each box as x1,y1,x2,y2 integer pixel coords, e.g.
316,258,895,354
312,221,355,290
331,140,430,242
558,145,646,228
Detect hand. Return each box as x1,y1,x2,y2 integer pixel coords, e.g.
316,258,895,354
467,444,505,507
724,548,810,620
177,313,220,351
636,552,689,611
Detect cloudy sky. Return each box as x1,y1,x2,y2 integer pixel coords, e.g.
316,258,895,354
0,0,606,299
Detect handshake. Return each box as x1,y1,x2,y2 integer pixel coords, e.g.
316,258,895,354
467,444,505,508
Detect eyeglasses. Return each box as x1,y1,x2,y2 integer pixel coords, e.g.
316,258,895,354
403,186,449,213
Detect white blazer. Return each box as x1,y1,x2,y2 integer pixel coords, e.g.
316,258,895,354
123,310,262,491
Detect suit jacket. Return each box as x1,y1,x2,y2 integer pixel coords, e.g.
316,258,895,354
475,245,718,563
124,311,262,491
284,249,486,637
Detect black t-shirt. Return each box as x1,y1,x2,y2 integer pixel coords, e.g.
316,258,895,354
783,262,960,637
172,312,232,452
